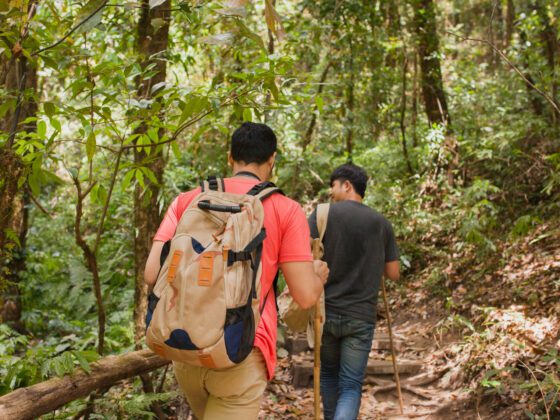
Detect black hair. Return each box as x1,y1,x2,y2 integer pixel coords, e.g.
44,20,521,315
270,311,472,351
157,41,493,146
230,122,277,164
330,163,368,198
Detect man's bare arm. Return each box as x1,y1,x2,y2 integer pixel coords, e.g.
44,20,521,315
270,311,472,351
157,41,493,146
384,260,400,281
144,240,165,286
280,260,329,309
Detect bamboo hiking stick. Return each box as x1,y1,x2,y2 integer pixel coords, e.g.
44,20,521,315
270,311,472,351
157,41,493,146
381,276,405,415
311,240,322,420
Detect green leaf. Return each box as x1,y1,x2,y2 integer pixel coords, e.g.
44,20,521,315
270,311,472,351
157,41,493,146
179,96,208,125
315,96,324,113
235,21,265,50
121,169,135,191
44,102,55,118
86,132,96,162
74,0,105,34
135,168,145,188
50,118,61,132
171,141,181,159
73,351,92,374
242,108,252,122
37,120,47,139
140,167,159,186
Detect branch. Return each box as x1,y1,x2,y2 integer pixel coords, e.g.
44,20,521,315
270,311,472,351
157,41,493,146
93,140,124,255
446,30,560,116
33,1,109,56
120,86,253,150
26,187,53,218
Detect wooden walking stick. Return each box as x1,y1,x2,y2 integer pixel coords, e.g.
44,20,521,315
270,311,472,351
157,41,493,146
311,239,323,420
311,203,329,420
381,276,405,415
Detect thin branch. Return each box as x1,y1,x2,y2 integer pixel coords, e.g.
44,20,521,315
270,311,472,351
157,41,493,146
446,30,560,115
93,140,124,254
33,0,109,56
120,86,253,150
26,187,54,218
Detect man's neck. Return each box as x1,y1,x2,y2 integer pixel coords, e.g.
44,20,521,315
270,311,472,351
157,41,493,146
231,163,269,182
340,194,362,203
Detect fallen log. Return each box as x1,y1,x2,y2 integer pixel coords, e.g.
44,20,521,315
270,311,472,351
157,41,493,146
0,349,169,420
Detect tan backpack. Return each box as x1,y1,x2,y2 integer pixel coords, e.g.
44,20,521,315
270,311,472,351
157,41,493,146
278,203,329,348
146,177,281,368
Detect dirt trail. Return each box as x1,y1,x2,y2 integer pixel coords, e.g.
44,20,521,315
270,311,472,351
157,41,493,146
258,315,481,420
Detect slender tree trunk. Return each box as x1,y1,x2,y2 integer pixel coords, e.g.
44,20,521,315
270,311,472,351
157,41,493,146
411,0,451,127
264,0,275,122
519,30,546,117
412,0,458,186
535,3,559,125
133,0,171,347
345,72,355,160
504,0,515,50
384,0,400,67
399,53,413,174
133,3,171,418
411,52,419,147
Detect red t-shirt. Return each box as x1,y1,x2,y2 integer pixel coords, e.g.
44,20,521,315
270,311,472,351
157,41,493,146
153,177,312,379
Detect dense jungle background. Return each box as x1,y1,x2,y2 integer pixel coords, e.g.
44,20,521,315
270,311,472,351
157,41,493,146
1,0,559,418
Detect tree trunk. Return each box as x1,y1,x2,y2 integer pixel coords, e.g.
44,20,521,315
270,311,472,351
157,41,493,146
535,3,559,124
411,52,419,147
411,0,450,127
384,0,401,67
133,4,171,418
412,0,457,186
399,53,413,174
0,3,38,324
519,30,546,117
0,350,169,420
0,55,37,258
504,0,515,50
133,0,171,347
1,192,30,333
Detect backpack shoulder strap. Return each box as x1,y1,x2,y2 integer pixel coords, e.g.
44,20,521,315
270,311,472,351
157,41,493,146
247,181,285,201
316,203,330,243
200,176,225,192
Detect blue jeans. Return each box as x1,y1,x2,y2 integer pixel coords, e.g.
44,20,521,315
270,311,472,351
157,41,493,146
320,314,375,420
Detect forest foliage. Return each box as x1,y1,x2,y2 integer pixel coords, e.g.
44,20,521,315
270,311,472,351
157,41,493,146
1,0,559,418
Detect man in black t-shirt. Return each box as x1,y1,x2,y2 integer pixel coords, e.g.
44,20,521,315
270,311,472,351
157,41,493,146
309,163,400,420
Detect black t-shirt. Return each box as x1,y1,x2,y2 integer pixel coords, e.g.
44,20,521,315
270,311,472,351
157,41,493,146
309,201,399,323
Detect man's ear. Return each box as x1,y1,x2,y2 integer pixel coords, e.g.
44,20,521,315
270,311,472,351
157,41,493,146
344,180,352,193
227,152,234,168
268,152,277,167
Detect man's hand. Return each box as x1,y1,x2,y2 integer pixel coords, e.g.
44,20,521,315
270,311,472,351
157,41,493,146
313,260,329,284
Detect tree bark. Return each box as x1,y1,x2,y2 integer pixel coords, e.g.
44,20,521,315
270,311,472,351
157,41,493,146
1,192,30,333
504,0,515,50
133,4,171,418
0,55,37,258
411,0,451,127
384,0,401,67
0,1,38,325
399,54,413,174
0,350,169,420
133,0,171,347
535,2,559,124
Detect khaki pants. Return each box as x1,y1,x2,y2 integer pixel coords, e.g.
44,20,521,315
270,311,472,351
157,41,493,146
173,349,267,420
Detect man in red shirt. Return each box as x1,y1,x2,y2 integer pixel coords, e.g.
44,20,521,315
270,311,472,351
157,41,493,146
144,122,329,419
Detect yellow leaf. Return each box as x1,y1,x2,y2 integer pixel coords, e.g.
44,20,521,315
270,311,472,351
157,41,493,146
264,0,286,41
